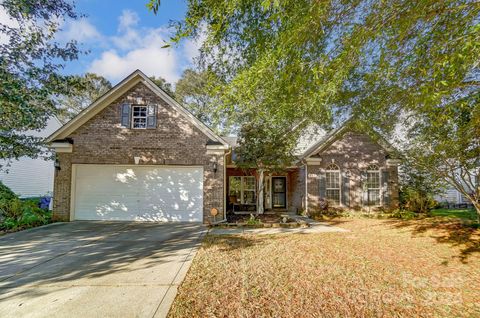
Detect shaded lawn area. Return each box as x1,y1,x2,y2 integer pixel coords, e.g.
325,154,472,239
170,218,480,318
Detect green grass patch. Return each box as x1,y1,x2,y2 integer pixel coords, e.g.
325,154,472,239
430,208,478,221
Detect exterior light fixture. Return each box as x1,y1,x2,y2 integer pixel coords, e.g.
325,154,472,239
213,161,218,173
54,158,61,171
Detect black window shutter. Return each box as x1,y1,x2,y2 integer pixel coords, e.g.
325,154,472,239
383,170,390,206
361,171,368,206
342,172,349,207
319,173,326,199
120,103,131,127
146,104,157,129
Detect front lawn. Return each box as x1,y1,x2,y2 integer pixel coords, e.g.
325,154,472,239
170,218,480,317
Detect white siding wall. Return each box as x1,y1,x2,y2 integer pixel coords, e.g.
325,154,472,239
0,117,62,198
434,187,462,204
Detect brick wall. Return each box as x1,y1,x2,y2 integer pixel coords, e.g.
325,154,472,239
53,82,224,223
306,131,399,212
289,167,305,213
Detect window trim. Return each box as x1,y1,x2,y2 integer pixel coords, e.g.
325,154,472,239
229,176,256,205
325,163,341,206
366,164,381,206
131,105,148,129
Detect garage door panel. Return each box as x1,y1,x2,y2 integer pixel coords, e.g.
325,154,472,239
74,165,203,222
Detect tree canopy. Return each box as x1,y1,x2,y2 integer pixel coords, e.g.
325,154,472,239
175,69,228,131
147,0,479,129
57,73,112,122
0,0,81,161
149,0,480,214
149,76,175,97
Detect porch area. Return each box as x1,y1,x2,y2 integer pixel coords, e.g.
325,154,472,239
226,167,304,215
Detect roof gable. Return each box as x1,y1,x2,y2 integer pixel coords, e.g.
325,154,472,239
46,70,228,147
300,119,396,159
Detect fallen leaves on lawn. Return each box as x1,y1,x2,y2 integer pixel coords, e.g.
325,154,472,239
169,218,480,318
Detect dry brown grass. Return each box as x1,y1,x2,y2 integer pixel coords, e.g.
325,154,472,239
169,218,480,318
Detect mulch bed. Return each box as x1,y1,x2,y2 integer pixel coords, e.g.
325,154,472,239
226,213,285,224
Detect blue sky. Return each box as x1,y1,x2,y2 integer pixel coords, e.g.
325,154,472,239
60,0,196,85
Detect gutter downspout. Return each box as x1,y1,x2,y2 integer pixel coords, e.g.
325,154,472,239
303,160,308,216
215,148,232,224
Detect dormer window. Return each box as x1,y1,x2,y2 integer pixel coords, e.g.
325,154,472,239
132,105,147,129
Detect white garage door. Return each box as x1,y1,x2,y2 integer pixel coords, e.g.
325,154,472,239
73,165,203,222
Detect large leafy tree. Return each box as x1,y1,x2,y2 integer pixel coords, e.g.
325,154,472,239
234,112,299,213
175,69,227,130
0,0,81,161
149,0,479,123
149,76,175,97
149,0,480,215
399,105,480,217
57,73,112,122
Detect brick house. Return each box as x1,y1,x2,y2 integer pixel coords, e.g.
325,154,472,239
47,70,400,223
225,123,400,215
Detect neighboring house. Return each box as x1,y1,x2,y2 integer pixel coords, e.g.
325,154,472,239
0,117,62,198
47,70,400,223
434,187,470,206
434,173,479,207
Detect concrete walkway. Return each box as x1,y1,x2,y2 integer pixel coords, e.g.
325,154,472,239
209,221,349,235
0,222,206,318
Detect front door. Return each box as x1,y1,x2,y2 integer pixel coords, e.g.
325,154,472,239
272,177,286,208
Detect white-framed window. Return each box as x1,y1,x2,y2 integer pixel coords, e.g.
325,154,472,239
366,164,381,206
229,176,242,201
229,176,256,204
132,105,147,129
243,176,256,204
325,163,341,206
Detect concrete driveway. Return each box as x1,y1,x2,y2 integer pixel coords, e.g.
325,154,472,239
0,221,206,318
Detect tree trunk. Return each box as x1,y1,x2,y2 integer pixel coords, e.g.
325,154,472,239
258,168,264,214
473,201,480,222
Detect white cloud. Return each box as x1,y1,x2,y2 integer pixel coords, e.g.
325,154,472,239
89,47,179,83
89,9,180,83
88,9,204,84
183,38,202,63
59,18,102,43
118,9,139,31
111,28,141,50
182,24,207,63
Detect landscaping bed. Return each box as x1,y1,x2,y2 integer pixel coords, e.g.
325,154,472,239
217,213,307,228
0,182,52,235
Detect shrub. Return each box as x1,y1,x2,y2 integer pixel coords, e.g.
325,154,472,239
1,197,24,220
398,160,444,214
389,210,419,220
310,209,351,220
0,182,51,232
246,214,262,225
0,181,17,201
400,187,437,214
